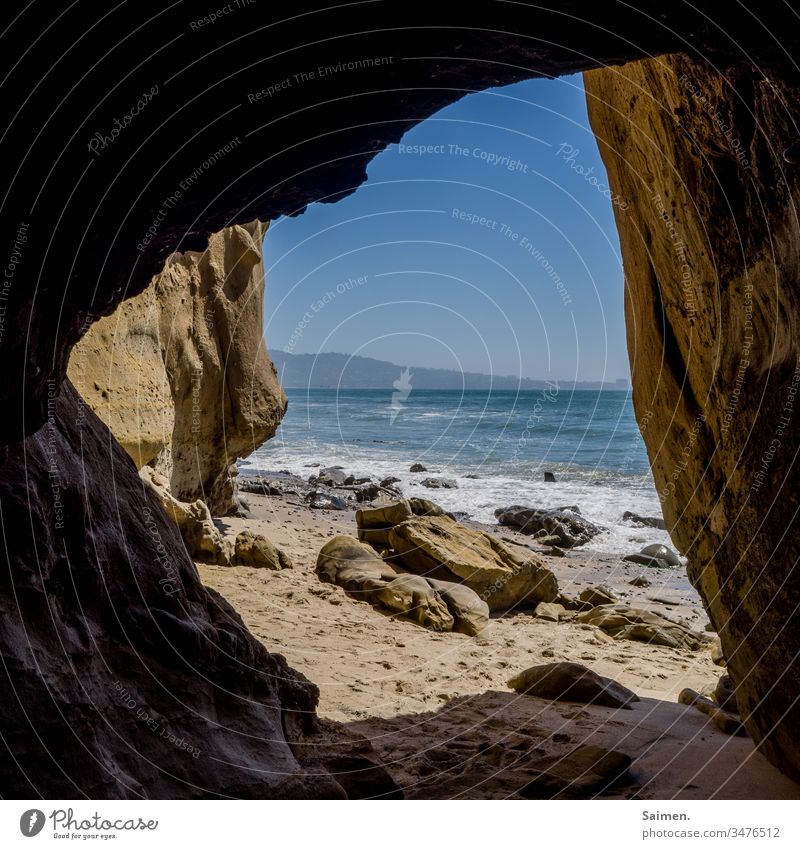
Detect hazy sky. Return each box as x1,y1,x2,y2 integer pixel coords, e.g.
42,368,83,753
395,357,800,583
262,74,628,383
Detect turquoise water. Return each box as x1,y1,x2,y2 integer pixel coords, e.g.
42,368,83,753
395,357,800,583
242,387,669,555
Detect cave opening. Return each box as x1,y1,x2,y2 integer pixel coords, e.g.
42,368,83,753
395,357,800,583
200,74,714,753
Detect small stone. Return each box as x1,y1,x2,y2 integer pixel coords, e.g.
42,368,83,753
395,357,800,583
629,575,651,587
534,601,565,622
579,585,618,606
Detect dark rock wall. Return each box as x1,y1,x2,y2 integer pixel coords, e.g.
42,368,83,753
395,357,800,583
0,382,348,797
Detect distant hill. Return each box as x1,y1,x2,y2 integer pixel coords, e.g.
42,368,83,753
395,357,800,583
270,351,624,391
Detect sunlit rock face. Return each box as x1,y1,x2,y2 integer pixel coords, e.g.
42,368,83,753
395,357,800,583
68,221,285,515
585,55,800,780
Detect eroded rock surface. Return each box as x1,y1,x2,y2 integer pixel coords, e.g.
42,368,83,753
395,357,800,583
585,54,800,778
316,536,489,635
495,505,602,548
69,222,285,515
387,514,559,611
577,604,710,651
508,662,640,709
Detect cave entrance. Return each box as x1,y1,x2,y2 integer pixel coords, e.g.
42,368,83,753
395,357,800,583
209,74,708,727
247,73,668,550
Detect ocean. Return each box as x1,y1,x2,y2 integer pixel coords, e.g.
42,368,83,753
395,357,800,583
240,387,674,557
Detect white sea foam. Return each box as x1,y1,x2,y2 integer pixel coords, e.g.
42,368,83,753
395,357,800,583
240,443,674,558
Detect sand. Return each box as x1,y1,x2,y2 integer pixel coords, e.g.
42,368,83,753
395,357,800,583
197,491,800,799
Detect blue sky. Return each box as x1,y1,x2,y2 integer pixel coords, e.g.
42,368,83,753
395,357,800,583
262,74,628,383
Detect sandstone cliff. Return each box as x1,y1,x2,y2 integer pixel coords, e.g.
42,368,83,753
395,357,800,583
585,56,800,780
68,221,285,515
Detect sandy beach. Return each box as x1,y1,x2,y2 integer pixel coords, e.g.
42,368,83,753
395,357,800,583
198,490,800,799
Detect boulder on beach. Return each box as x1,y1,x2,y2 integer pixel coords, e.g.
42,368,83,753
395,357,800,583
238,476,285,496
408,497,449,517
579,585,619,606
623,543,681,568
544,471,557,482
312,466,348,487
576,604,709,650
534,601,565,622
316,535,489,635
714,674,739,714
305,490,349,510
140,465,232,565
233,529,293,570
355,483,382,502
420,477,457,489
622,511,667,530
387,514,558,611
494,505,601,548
508,661,640,709
427,578,490,637
629,575,652,587
409,463,427,473
356,500,414,547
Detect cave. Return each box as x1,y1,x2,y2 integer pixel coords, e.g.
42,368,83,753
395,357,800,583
1,1,799,798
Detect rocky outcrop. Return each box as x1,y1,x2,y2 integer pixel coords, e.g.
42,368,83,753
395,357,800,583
495,505,602,548
0,382,392,797
316,536,489,636
385,513,559,611
585,54,800,779
140,466,293,570
68,222,285,515
509,662,640,709
577,604,710,651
